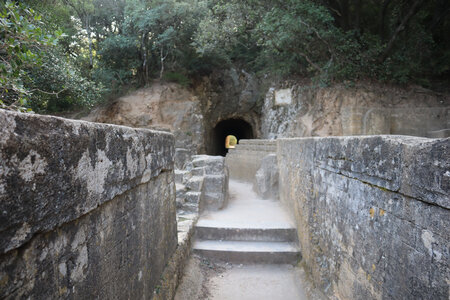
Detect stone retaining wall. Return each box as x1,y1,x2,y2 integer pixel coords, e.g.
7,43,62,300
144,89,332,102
0,109,177,299
277,136,449,299
225,139,276,182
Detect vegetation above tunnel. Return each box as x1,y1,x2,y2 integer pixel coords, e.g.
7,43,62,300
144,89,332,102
1,0,449,112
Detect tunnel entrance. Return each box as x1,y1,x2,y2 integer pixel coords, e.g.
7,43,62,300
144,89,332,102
210,119,254,156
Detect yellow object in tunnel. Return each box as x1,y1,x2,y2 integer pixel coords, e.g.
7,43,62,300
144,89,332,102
225,135,237,149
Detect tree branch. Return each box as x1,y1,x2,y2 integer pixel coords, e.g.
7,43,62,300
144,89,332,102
379,0,423,63
30,88,66,98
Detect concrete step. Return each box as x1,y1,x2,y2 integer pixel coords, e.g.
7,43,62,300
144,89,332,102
195,226,298,242
193,240,301,264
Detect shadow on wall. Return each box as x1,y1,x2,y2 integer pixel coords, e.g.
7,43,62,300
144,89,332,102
210,119,254,156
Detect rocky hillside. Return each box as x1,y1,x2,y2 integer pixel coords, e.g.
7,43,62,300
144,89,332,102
82,72,450,155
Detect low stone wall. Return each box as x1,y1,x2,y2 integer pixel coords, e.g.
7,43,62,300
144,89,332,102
225,139,276,182
0,109,177,299
277,136,449,299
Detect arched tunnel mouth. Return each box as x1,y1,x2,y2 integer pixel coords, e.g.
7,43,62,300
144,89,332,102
210,118,254,156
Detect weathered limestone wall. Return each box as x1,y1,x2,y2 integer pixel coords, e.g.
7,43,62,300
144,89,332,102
277,136,449,299
225,139,276,182
262,85,450,139
0,109,177,299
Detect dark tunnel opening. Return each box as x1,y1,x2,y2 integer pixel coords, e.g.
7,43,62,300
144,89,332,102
210,118,254,156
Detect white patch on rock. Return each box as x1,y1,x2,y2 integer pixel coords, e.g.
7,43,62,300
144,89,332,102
72,121,82,135
421,230,435,256
141,153,153,183
59,262,67,277
52,235,68,254
138,270,143,281
126,147,138,177
71,245,88,282
39,248,48,262
71,228,87,250
10,222,31,250
0,112,16,146
18,150,47,182
274,88,292,106
76,149,112,195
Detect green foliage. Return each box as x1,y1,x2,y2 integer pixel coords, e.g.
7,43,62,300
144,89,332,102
26,49,105,112
3,0,449,113
0,1,63,110
163,72,191,87
193,0,450,86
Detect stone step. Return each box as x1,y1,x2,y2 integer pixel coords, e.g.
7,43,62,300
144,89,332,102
186,176,203,192
185,191,202,204
175,170,188,184
193,240,301,264
195,226,297,243
191,167,205,177
180,202,199,213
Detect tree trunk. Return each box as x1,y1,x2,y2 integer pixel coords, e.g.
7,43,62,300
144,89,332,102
86,15,93,69
379,0,393,40
142,34,148,83
379,0,423,63
159,46,165,80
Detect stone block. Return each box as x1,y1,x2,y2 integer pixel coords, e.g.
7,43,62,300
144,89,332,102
174,148,192,170
203,192,226,210
185,192,202,204
277,135,449,300
203,175,226,193
190,167,205,177
0,109,177,299
254,154,279,199
186,176,204,192
192,155,226,175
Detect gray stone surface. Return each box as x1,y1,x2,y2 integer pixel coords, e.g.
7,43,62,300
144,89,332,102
225,139,276,182
254,154,279,199
277,135,450,299
192,155,229,211
261,85,449,139
0,109,177,299
174,148,192,170
175,155,229,214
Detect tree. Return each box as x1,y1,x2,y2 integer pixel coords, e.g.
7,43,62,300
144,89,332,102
0,1,63,110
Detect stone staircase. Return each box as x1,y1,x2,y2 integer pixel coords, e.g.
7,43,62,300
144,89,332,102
192,180,301,264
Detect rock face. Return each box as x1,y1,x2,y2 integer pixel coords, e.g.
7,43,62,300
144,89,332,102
261,84,450,139
0,109,177,299
277,135,450,299
254,154,279,200
194,69,263,152
83,82,204,154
